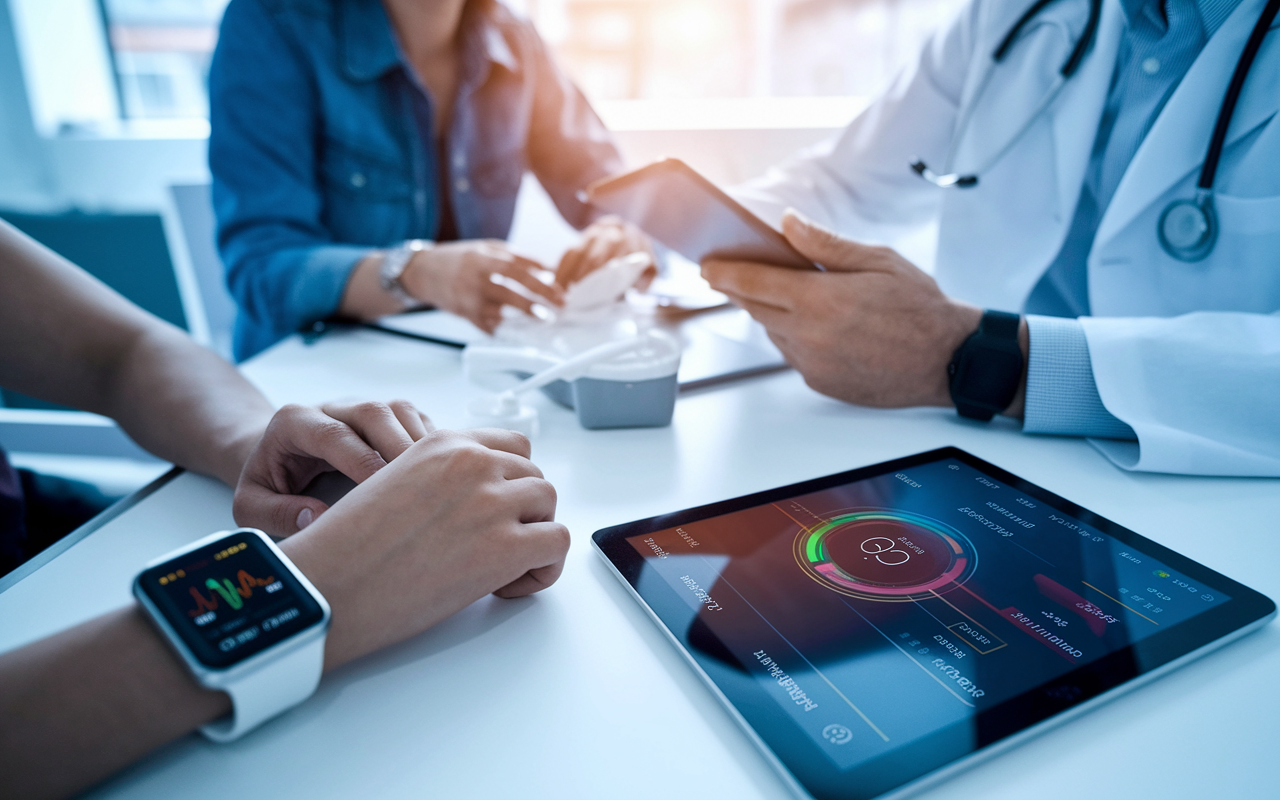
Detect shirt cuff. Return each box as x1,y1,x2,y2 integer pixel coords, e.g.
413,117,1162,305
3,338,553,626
1023,315,1137,440
285,244,375,329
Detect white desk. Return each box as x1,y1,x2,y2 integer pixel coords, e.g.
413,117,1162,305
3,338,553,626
2,327,1276,800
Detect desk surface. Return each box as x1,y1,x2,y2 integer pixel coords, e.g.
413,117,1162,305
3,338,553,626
2,326,1276,800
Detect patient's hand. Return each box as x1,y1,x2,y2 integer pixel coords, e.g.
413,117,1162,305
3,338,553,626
401,240,564,333
233,400,434,537
556,215,655,289
279,428,570,670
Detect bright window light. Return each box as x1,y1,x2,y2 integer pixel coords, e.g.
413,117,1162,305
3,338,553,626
9,0,120,133
102,0,229,120
17,0,967,127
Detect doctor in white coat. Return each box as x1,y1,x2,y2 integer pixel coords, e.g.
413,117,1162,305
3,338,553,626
703,0,1280,476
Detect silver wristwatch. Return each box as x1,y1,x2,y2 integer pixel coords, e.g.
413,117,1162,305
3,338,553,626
379,239,430,309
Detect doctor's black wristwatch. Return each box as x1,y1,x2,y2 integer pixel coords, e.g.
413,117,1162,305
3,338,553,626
947,309,1024,422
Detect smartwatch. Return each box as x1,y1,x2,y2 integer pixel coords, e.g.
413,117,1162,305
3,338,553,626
947,309,1024,422
133,528,330,742
379,239,430,309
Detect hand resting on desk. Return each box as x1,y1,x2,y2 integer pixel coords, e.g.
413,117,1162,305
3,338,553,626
284,427,569,670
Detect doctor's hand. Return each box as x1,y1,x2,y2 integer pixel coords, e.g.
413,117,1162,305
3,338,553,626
702,210,987,409
555,215,656,289
278,428,569,671
401,241,565,333
233,400,435,539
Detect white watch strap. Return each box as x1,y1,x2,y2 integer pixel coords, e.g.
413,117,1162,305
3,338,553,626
200,633,325,742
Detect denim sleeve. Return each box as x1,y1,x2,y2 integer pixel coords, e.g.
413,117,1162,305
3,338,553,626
520,25,624,229
209,0,371,360
1023,315,1137,440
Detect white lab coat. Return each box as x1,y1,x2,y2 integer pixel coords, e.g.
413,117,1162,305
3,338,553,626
736,0,1280,476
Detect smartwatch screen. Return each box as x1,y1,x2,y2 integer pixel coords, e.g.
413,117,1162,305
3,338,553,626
137,532,325,669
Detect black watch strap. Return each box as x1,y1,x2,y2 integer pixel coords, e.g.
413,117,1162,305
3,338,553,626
947,310,1024,422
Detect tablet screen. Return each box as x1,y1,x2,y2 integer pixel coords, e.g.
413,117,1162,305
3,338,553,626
593,448,1273,800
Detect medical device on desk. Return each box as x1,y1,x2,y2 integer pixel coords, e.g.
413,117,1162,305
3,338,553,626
465,329,682,434
464,252,681,433
911,0,1280,262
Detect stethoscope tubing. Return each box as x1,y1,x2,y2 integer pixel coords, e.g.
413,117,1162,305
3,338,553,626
917,0,1278,193
1198,0,1280,190
993,0,1102,76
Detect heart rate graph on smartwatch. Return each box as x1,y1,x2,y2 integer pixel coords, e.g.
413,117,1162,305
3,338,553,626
136,531,325,669
135,528,330,741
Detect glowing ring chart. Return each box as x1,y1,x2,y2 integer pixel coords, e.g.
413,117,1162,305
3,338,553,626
794,510,976,602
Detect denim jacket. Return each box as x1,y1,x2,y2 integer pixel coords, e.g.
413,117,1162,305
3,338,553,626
209,0,624,359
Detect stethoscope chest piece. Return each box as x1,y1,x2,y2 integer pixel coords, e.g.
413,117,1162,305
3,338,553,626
1158,191,1217,262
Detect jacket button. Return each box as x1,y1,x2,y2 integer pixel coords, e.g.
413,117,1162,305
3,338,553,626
455,177,470,193
350,172,367,188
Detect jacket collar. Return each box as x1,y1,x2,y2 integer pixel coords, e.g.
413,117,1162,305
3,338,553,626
339,0,516,83
339,0,400,82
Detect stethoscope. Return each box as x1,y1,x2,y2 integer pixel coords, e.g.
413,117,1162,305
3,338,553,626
911,0,1280,262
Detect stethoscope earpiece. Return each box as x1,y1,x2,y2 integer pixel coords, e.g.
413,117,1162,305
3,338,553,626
911,159,979,189
1158,192,1218,262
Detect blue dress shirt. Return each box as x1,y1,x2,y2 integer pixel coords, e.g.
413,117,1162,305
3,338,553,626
1021,0,1242,438
209,0,624,359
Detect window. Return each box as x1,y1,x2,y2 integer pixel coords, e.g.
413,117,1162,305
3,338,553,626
530,0,967,102
101,0,228,119
21,0,966,126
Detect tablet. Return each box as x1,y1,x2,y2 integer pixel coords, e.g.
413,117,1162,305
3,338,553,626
592,447,1275,800
585,159,819,271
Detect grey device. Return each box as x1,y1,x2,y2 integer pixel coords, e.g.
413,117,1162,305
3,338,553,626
538,375,678,429
584,159,821,271
462,331,683,430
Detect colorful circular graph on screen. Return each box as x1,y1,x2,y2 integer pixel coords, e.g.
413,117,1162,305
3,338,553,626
794,509,976,602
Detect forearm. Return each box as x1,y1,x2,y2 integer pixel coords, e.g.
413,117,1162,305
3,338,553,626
0,517,409,799
0,606,230,800
0,222,269,487
103,325,274,487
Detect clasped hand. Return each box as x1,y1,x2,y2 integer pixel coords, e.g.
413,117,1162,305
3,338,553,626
231,401,569,670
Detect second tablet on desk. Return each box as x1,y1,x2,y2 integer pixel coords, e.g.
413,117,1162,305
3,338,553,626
593,447,1275,800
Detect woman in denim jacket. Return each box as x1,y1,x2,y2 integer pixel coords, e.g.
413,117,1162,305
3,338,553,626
210,0,645,359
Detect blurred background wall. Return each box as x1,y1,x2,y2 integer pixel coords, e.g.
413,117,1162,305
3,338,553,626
0,0,966,212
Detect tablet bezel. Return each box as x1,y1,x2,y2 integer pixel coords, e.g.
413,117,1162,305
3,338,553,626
585,158,820,271
592,446,1276,800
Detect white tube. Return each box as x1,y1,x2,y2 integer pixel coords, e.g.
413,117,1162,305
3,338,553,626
500,332,656,400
